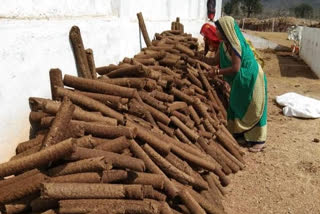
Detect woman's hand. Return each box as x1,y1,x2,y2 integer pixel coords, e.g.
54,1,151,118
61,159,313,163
207,66,220,78
194,51,205,61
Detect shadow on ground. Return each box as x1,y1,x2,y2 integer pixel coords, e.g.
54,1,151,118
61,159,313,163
276,50,319,79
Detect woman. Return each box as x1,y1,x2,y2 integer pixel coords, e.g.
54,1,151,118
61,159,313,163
200,23,221,56
203,16,268,152
207,0,216,21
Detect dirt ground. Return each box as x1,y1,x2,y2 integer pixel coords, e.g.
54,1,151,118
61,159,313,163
222,32,320,214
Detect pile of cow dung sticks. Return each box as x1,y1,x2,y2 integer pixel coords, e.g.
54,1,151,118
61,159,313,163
0,13,245,214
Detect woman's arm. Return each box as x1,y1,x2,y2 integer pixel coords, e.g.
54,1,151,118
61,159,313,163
204,41,209,56
210,49,241,77
202,49,220,66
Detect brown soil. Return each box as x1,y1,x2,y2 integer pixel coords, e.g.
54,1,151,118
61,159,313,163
223,32,320,214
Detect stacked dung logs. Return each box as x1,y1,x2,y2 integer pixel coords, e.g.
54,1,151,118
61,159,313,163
0,15,242,214
171,17,184,33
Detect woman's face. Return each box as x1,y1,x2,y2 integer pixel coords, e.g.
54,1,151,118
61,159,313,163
208,40,219,52
216,29,223,40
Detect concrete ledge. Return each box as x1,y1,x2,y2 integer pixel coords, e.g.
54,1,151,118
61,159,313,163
243,32,279,50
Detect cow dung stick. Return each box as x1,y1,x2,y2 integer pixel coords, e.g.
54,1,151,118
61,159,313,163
101,170,128,183
100,77,157,90
171,111,194,129
137,12,152,47
76,91,128,105
143,185,167,201
55,87,124,123
95,136,130,153
204,173,226,196
43,100,117,126
0,139,74,178
139,91,168,112
29,111,51,124
69,26,92,79
143,101,171,125
209,141,241,173
165,152,193,176
178,189,206,214
63,74,137,98
170,116,199,141
41,183,144,200
41,209,57,214
69,147,145,172
47,157,108,177
129,140,178,198
85,48,97,79
4,194,37,214
157,122,175,137
215,128,245,164
15,135,45,154
125,171,166,190
167,102,188,113
96,64,127,75
126,120,171,155
197,138,232,175
143,144,208,190
49,172,101,183
106,65,145,78
150,90,174,103
170,88,194,104
174,128,193,145
49,68,64,100
187,72,203,89
0,172,48,204
30,198,59,213
59,199,162,214
42,97,75,148
215,142,245,170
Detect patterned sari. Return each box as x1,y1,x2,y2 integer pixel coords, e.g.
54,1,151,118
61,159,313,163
215,16,268,143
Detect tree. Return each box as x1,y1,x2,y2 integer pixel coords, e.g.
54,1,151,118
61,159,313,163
240,0,263,18
275,8,289,17
223,0,240,16
224,2,233,15
294,3,313,18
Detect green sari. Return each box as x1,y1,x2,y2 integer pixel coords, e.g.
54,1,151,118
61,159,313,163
215,16,267,143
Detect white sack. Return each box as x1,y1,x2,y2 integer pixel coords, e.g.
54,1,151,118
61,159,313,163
276,92,320,119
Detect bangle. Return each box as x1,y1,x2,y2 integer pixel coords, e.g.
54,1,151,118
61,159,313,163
215,68,220,75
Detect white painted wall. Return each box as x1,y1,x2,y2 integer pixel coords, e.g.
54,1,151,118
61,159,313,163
300,27,320,78
0,0,222,163
243,32,279,50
